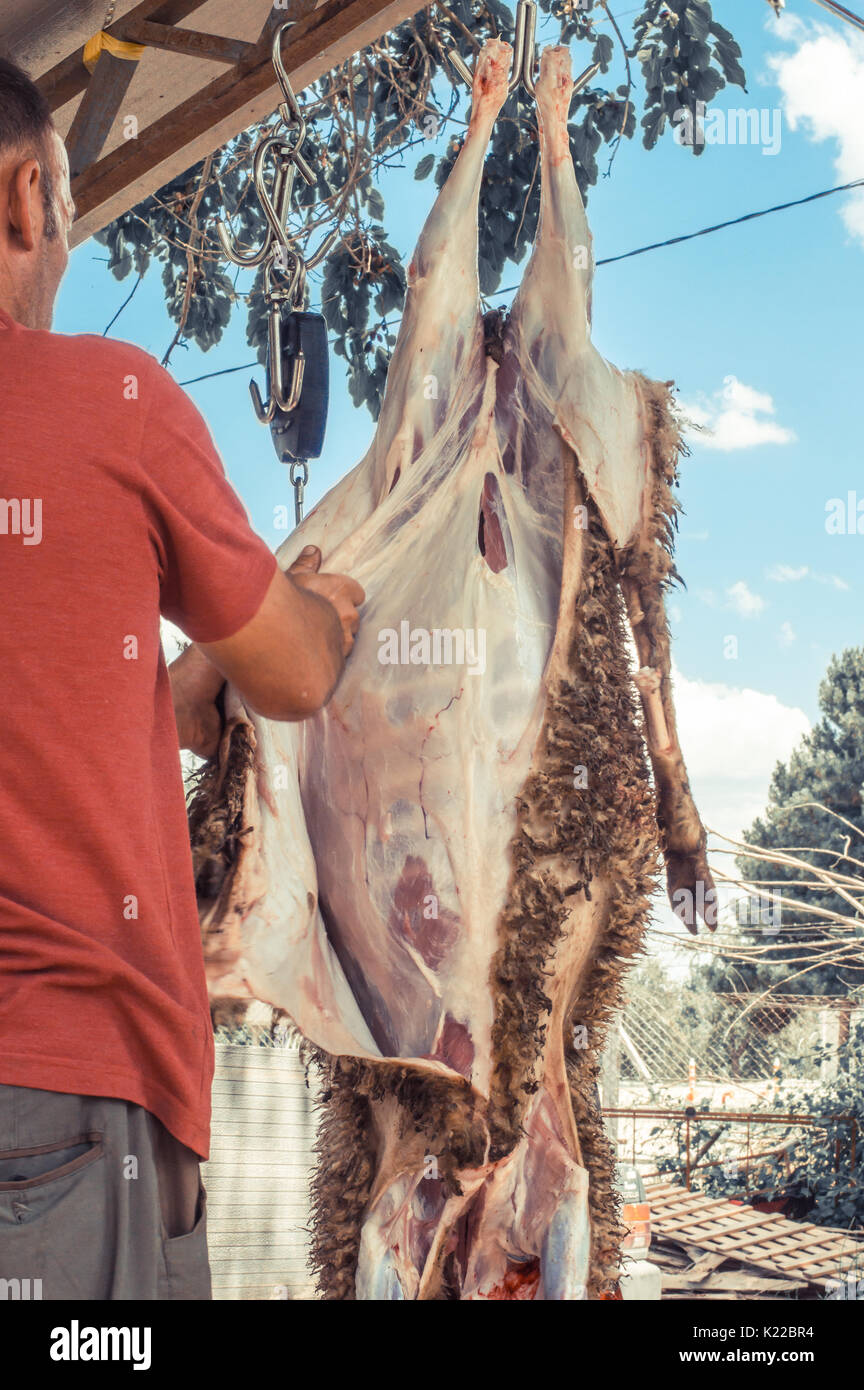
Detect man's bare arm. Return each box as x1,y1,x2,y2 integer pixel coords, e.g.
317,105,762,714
170,546,364,746
170,645,225,757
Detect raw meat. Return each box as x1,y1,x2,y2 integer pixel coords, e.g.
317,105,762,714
190,40,714,1300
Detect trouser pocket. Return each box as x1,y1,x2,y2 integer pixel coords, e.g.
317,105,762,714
0,1133,104,1191
160,1178,212,1301
0,1129,109,1296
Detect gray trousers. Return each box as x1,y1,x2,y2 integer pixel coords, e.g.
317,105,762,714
0,1084,211,1300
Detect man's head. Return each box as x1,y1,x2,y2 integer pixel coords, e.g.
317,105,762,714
0,57,75,329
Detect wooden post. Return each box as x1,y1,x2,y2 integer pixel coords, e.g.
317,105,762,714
65,50,141,181
685,1116,691,1191
820,1007,841,1082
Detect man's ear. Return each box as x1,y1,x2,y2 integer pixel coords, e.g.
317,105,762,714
7,159,41,251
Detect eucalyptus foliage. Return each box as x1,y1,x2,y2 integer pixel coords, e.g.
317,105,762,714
96,0,745,415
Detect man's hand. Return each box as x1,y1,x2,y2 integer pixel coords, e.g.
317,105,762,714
169,644,225,758
194,545,365,725
288,545,364,655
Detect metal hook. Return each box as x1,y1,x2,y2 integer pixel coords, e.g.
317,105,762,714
216,23,319,269
269,21,316,185
217,143,293,267
253,136,299,258
445,1,600,101
249,259,305,423
250,306,306,424
217,134,304,268
510,0,535,95
215,20,343,426
445,0,536,92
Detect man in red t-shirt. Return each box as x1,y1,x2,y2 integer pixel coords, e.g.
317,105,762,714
0,58,363,1299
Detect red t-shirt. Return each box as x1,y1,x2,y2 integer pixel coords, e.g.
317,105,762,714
0,310,277,1157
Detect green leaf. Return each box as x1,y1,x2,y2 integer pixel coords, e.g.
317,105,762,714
477,253,497,296
683,3,711,43
641,104,667,150
714,42,747,89
592,34,614,73
367,188,386,220
414,152,436,180
643,52,662,92
690,66,723,102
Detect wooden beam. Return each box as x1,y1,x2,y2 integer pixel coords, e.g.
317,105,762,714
67,0,424,247
117,18,255,67
65,50,141,181
39,0,211,111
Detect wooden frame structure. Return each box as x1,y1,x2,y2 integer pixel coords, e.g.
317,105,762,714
1,0,424,246
647,1181,864,1288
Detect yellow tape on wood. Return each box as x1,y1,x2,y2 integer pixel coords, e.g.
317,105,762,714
83,31,146,73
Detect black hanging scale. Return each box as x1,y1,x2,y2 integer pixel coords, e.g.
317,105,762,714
269,307,329,465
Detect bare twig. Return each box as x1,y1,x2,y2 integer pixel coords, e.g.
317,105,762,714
162,153,215,368
598,0,633,174
435,1,483,53
102,272,142,336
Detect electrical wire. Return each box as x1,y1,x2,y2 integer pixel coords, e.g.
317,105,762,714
596,175,864,266
489,174,864,297
177,173,864,387
179,361,258,387
809,0,864,33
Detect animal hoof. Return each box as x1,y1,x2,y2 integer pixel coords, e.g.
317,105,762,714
473,38,513,109
536,45,573,106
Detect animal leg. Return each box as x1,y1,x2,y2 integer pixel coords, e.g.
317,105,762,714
620,511,718,931
370,38,513,498
508,45,593,354
506,46,647,551
512,46,714,928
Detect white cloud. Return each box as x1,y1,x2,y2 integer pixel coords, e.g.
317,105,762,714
766,563,809,582
671,666,810,840
778,620,797,646
766,563,850,590
696,588,718,608
768,16,864,247
683,376,796,452
726,580,766,618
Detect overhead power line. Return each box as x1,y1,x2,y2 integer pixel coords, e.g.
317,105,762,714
490,174,864,297
808,0,864,34
596,175,864,268
178,174,864,388
179,361,257,387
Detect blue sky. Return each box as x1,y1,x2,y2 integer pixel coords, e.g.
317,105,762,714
56,0,863,841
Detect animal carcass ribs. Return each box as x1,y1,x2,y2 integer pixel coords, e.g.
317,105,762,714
191,41,714,1300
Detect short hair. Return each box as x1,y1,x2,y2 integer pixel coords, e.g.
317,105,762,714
0,55,59,238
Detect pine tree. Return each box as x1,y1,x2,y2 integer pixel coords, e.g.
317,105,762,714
728,648,864,999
